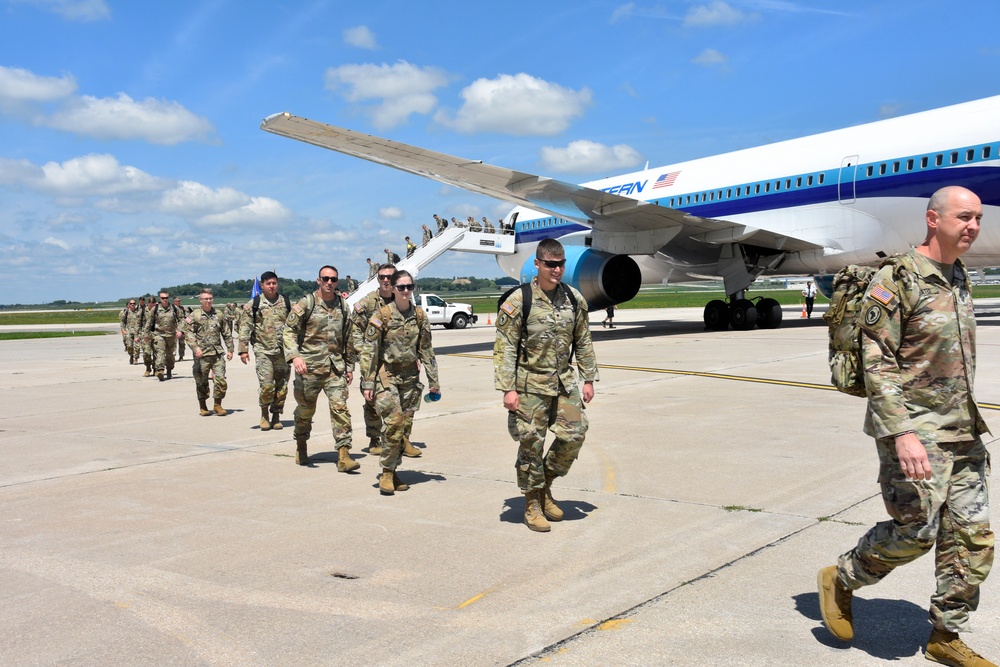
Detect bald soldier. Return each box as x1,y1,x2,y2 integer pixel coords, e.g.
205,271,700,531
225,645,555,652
818,186,994,667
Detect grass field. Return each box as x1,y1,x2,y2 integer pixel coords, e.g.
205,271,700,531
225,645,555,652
0,331,112,340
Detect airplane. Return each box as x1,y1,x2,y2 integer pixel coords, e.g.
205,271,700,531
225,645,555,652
261,94,1000,330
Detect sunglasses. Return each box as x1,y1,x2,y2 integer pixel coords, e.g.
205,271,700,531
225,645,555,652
319,276,339,283
540,259,566,268
128,302,135,306
395,284,415,292
377,274,394,280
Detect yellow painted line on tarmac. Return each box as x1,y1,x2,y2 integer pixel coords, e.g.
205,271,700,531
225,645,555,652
597,449,616,494
596,618,634,631
447,353,1000,411
457,587,495,609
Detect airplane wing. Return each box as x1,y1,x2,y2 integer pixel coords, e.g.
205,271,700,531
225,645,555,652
260,112,821,253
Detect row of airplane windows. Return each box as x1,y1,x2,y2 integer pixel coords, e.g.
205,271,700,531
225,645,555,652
516,143,999,229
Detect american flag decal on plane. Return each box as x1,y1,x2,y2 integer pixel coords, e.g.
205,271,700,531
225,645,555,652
652,171,680,189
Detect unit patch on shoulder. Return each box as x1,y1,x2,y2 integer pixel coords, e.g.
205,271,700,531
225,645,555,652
501,301,517,316
497,313,509,328
864,305,883,327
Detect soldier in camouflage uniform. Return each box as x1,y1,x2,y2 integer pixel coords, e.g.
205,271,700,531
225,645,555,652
145,291,184,381
184,289,234,416
119,299,140,364
173,297,191,360
352,264,397,456
282,265,358,472
421,224,433,246
137,296,155,375
819,187,994,667
360,270,439,495
367,258,378,280
239,271,291,431
494,238,598,533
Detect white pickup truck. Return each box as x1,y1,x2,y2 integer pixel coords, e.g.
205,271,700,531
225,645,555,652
415,293,478,329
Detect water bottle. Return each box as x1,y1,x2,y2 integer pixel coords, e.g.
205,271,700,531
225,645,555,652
423,391,441,403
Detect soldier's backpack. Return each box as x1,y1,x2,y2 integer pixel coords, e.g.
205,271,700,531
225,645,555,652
389,252,401,264
249,294,291,346
823,254,916,397
497,283,578,363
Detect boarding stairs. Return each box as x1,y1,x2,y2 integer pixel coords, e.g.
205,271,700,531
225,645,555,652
346,227,515,308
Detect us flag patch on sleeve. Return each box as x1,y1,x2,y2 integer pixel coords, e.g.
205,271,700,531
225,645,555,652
501,302,517,316
354,302,365,313
869,283,896,307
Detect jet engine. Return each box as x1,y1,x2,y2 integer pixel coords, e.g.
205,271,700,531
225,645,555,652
518,246,641,311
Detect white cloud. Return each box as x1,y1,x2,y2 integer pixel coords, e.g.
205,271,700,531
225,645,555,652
324,61,451,129
378,206,404,219
0,66,77,109
45,93,215,144
539,140,643,174
8,0,110,22
0,157,43,185
43,236,71,251
435,73,591,136
39,154,167,196
194,197,294,230
343,25,377,49
610,3,635,23
159,181,251,216
692,48,728,67
684,1,759,27
878,103,903,119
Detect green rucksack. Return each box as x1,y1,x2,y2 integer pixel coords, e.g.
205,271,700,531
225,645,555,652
824,254,916,397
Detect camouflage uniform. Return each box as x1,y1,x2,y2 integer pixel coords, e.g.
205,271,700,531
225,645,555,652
352,291,395,444
360,301,438,471
138,302,155,372
837,249,993,634
494,279,598,492
368,262,378,280
184,307,234,401
146,300,184,376
119,306,141,363
282,292,355,451
175,302,191,359
422,227,433,246
239,295,291,418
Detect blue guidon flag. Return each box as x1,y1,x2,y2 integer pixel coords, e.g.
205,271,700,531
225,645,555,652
251,277,261,298
652,171,680,189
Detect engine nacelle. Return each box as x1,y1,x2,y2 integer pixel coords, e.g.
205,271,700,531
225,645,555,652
518,247,641,311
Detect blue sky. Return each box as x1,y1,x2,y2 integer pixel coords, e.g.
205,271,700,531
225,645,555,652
1,0,998,304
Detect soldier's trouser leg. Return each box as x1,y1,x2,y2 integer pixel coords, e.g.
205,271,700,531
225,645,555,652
192,354,216,402
164,336,176,372
141,335,152,367
838,438,993,633
209,354,227,400
177,337,185,358
363,397,382,439
256,352,289,414
292,372,326,443
508,388,587,493
320,373,352,450
153,335,177,373
376,378,421,471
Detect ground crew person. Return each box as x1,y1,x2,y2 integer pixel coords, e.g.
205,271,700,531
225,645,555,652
494,237,598,533
239,271,291,431
184,288,234,416
360,270,439,495
818,186,994,667
282,265,357,471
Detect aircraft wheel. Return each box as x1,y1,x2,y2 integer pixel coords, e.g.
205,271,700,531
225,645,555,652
756,298,782,329
703,300,730,330
730,299,758,330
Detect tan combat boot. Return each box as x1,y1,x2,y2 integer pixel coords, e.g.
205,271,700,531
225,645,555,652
295,440,308,465
270,412,283,430
337,447,360,473
259,407,271,431
524,490,551,532
817,566,853,641
368,436,382,455
402,436,422,458
392,472,409,492
144,363,151,377
379,468,395,495
198,399,210,417
213,399,226,416
542,473,564,521
925,629,997,667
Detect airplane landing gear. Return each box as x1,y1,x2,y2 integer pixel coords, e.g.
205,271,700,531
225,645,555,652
702,295,783,331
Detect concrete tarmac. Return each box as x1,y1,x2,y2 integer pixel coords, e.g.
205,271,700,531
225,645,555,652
2,305,998,666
